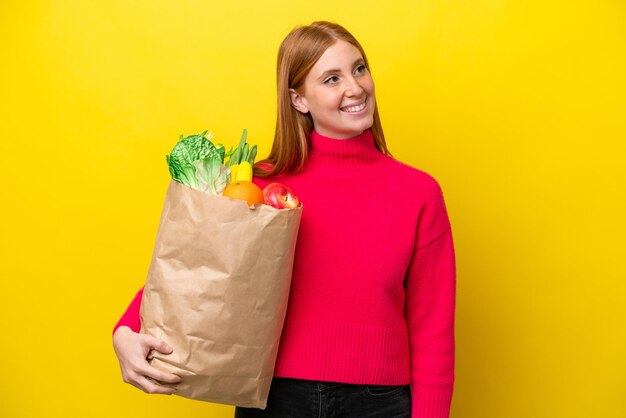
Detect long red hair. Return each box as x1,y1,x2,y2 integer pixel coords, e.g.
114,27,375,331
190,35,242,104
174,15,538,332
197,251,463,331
254,21,391,177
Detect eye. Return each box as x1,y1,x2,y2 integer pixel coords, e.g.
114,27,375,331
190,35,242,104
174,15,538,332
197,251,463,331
324,75,339,85
355,64,367,75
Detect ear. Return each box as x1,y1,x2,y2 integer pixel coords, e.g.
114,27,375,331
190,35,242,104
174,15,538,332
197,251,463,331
289,88,309,114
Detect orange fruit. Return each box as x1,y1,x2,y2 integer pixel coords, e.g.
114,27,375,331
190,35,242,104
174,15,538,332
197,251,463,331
222,181,264,206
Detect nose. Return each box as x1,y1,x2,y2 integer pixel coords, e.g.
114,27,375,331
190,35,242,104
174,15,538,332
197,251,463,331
345,75,364,97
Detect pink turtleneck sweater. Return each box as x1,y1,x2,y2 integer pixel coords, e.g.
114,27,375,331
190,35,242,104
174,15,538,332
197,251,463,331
114,129,456,418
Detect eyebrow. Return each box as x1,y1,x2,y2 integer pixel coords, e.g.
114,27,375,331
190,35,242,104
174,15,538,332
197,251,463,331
317,58,365,81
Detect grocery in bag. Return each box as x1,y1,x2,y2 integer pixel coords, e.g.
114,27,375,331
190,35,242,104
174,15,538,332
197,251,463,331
139,130,302,408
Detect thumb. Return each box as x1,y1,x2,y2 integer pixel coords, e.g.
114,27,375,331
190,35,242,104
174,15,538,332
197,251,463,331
143,335,173,354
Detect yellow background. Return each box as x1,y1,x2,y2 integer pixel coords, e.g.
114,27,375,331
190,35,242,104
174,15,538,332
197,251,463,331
1,1,624,417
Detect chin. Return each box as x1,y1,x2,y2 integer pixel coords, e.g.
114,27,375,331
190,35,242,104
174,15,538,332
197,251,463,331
318,117,375,139
352,117,374,133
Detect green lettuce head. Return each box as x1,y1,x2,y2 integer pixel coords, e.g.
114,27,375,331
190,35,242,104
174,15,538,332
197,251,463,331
165,130,228,192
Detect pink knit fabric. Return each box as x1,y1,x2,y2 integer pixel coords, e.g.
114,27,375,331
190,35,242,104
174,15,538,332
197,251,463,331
113,129,456,417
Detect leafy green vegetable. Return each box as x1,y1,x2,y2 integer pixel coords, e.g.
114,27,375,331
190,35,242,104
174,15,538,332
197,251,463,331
165,131,230,194
194,158,231,195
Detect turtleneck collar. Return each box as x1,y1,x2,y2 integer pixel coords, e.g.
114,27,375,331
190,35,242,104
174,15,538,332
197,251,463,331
307,129,385,168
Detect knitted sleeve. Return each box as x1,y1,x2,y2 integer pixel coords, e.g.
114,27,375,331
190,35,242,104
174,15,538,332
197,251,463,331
405,179,456,418
112,287,143,334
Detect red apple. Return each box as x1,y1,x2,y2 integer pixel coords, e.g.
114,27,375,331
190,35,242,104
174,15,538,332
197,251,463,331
262,182,301,209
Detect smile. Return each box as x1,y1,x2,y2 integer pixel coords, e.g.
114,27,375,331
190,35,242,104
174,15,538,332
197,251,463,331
340,100,366,113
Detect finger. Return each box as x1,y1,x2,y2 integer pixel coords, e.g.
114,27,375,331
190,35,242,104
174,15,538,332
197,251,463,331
128,378,174,395
142,335,173,354
127,377,149,393
139,365,182,384
140,376,177,395
124,371,153,392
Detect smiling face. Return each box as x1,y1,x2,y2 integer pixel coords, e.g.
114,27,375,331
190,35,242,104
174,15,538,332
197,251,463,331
289,40,376,139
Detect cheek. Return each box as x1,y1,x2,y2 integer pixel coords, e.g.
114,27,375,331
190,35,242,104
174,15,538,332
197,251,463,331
324,91,344,109
308,91,338,111
314,95,343,116
364,77,375,96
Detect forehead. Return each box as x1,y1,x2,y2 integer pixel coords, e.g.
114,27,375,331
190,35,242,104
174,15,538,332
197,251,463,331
309,40,364,76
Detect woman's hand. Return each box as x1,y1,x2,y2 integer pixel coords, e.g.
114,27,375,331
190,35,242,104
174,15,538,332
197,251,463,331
112,326,181,394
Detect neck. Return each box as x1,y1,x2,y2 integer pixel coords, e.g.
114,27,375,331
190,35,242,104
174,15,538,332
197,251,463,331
307,129,384,169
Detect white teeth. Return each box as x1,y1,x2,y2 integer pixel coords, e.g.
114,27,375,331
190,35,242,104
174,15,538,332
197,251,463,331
341,102,366,113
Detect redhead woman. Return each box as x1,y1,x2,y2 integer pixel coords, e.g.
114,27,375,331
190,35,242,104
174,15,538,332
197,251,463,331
113,21,456,418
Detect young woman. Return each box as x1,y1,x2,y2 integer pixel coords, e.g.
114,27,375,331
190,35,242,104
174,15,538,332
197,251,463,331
113,21,456,418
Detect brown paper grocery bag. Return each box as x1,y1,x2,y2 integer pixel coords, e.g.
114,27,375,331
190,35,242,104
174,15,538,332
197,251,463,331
139,180,302,408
